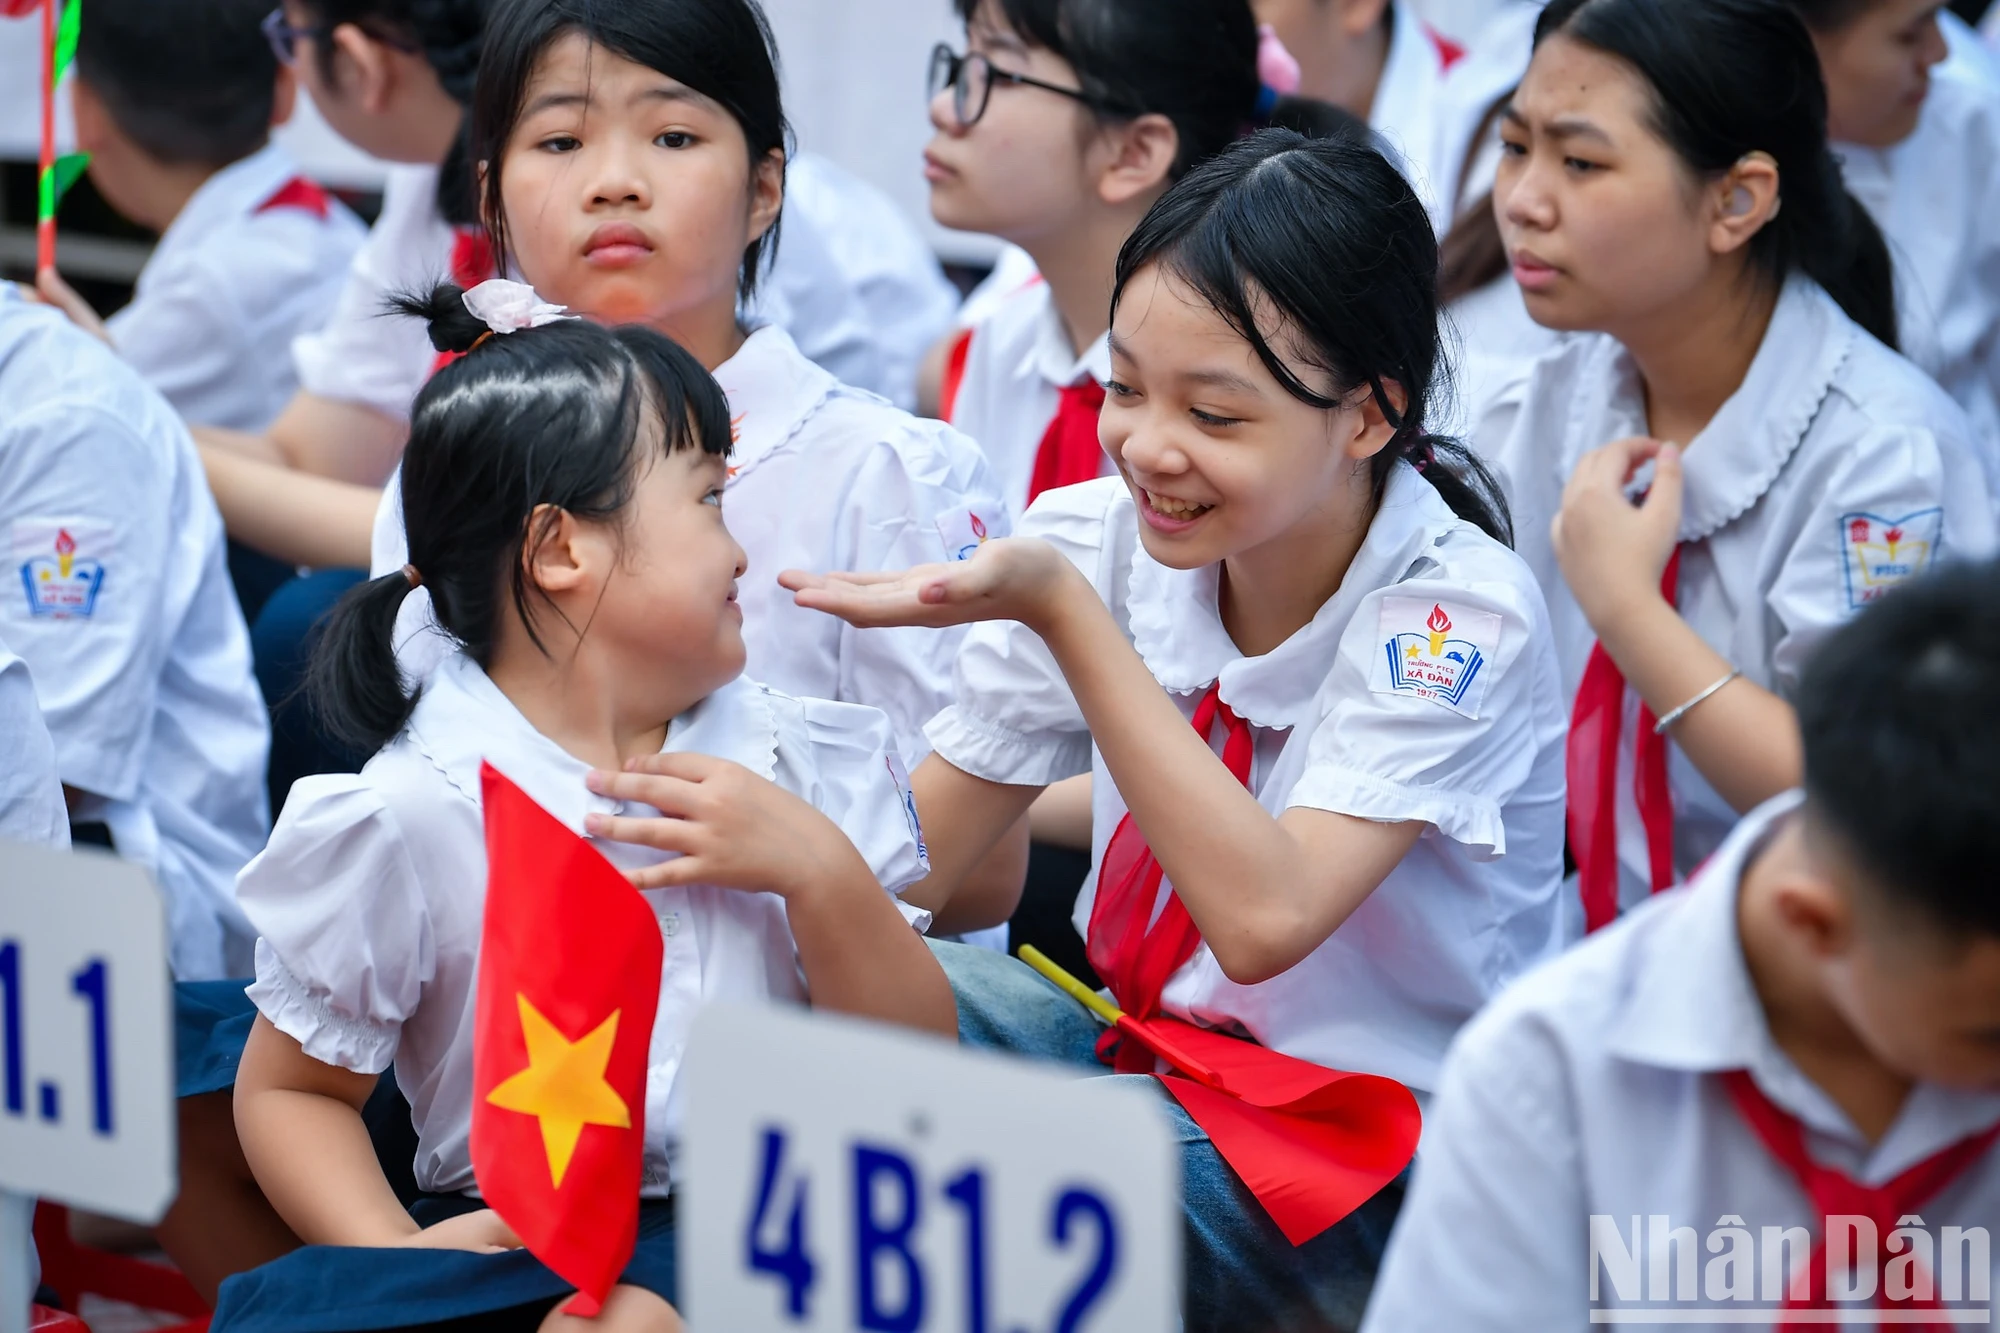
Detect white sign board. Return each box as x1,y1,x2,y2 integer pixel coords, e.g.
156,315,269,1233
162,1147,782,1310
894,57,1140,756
682,1003,1180,1333
0,839,174,1223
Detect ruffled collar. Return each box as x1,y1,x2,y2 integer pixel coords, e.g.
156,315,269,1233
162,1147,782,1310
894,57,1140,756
711,322,840,486
1565,278,1852,541
1126,462,1448,729
407,654,779,831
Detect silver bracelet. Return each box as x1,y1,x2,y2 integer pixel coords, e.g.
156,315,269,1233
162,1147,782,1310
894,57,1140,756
1653,669,1742,735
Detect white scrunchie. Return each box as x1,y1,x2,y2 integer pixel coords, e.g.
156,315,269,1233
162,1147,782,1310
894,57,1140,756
461,278,578,334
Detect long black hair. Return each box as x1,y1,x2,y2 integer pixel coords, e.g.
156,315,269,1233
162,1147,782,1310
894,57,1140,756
472,0,790,299
1113,129,1512,544
1534,0,1898,347
308,283,734,754
297,0,492,224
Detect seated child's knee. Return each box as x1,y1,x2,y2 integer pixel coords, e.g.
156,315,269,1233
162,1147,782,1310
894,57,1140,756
536,1285,680,1333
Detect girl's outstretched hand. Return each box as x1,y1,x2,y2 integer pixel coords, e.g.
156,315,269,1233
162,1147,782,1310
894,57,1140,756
779,536,1078,634
585,752,872,898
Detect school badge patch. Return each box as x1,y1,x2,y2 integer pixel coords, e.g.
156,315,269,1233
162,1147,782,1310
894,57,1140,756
935,504,999,563
1839,508,1940,610
1370,595,1502,719
12,520,110,620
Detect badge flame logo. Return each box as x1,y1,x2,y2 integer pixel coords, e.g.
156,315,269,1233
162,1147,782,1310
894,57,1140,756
970,513,988,542
54,528,74,578
1426,603,1452,656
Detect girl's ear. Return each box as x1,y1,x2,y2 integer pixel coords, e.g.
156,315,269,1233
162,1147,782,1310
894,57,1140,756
1095,113,1180,208
1707,151,1781,257
328,22,396,113
270,65,299,130
746,148,786,247
520,503,595,598
1345,378,1406,460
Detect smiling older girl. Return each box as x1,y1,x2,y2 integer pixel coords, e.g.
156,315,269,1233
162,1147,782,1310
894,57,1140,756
598,129,1570,1329
1477,0,1997,931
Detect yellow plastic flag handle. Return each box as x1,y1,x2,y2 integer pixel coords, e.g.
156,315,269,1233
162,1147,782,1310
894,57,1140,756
1017,945,1123,1026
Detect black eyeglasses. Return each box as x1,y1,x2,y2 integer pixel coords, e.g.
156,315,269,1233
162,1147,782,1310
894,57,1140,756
926,43,1136,128
261,7,419,65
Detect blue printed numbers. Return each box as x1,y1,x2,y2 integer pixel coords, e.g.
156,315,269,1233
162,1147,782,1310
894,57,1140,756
741,1127,1122,1332
855,1145,924,1331
747,1127,816,1319
0,938,116,1134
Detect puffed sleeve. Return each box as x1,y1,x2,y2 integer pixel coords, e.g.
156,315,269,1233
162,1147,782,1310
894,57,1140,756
923,477,1131,787
239,775,434,1074
1767,420,1996,694
1286,550,1560,857
828,412,1012,764
778,694,932,926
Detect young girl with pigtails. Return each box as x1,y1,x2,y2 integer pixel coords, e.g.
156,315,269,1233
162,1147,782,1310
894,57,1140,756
599,128,1572,1330
204,282,953,1333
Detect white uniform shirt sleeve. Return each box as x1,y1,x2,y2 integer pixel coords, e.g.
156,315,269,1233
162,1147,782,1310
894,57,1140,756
0,643,67,847
784,696,933,921
827,417,1011,763
106,251,253,431
924,478,1125,786
0,401,177,801
1359,1000,1590,1331
240,775,433,1074
1287,566,1555,856
290,164,448,423
1766,423,1975,694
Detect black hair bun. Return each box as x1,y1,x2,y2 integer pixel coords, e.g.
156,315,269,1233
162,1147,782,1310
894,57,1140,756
389,281,492,355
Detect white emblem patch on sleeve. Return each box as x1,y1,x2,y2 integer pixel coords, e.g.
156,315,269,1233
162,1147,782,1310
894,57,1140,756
935,505,998,562
11,519,114,621
1369,595,1503,718
1839,508,1941,610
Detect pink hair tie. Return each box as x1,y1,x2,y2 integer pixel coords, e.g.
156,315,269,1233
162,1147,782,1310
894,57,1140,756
1257,25,1303,98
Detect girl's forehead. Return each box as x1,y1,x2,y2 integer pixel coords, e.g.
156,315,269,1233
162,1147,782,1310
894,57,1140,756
521,33,701,108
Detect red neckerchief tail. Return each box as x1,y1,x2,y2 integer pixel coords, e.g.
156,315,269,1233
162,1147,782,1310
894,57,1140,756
1078,685,1422,1244
1568,546,1683,932
1025,378,1108,504
1722,1069,1999,1325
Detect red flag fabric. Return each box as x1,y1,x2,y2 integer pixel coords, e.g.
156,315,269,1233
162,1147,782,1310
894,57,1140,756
1081,685,1422,1244
472,763,663,1317
1722,1070,2000,1323
1025,379,1108,505
1567,548,1682,932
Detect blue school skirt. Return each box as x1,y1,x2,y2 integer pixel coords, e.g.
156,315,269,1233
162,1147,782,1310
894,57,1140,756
176,979,258,1097
208,1194,677,1332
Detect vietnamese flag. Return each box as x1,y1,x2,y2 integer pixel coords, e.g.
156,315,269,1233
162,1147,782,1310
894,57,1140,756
472,763,663,1316
1019,946,1419,1246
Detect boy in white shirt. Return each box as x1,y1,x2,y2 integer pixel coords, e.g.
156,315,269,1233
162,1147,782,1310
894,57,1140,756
1362,562,2000,1329
55,0,364,434
0,284,269,981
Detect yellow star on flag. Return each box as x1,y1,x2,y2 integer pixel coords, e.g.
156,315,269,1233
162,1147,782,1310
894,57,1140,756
484,994,631,1189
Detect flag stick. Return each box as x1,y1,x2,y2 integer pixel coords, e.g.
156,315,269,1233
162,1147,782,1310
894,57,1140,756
1016,945,1226,1090
37,0,55,272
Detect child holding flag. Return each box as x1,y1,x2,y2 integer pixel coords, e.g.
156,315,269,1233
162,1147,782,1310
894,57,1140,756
214,283,953,1332
622,129,1572,1329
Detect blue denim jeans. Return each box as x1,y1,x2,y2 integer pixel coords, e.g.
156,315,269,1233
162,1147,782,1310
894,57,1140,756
929,940,1405,1333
